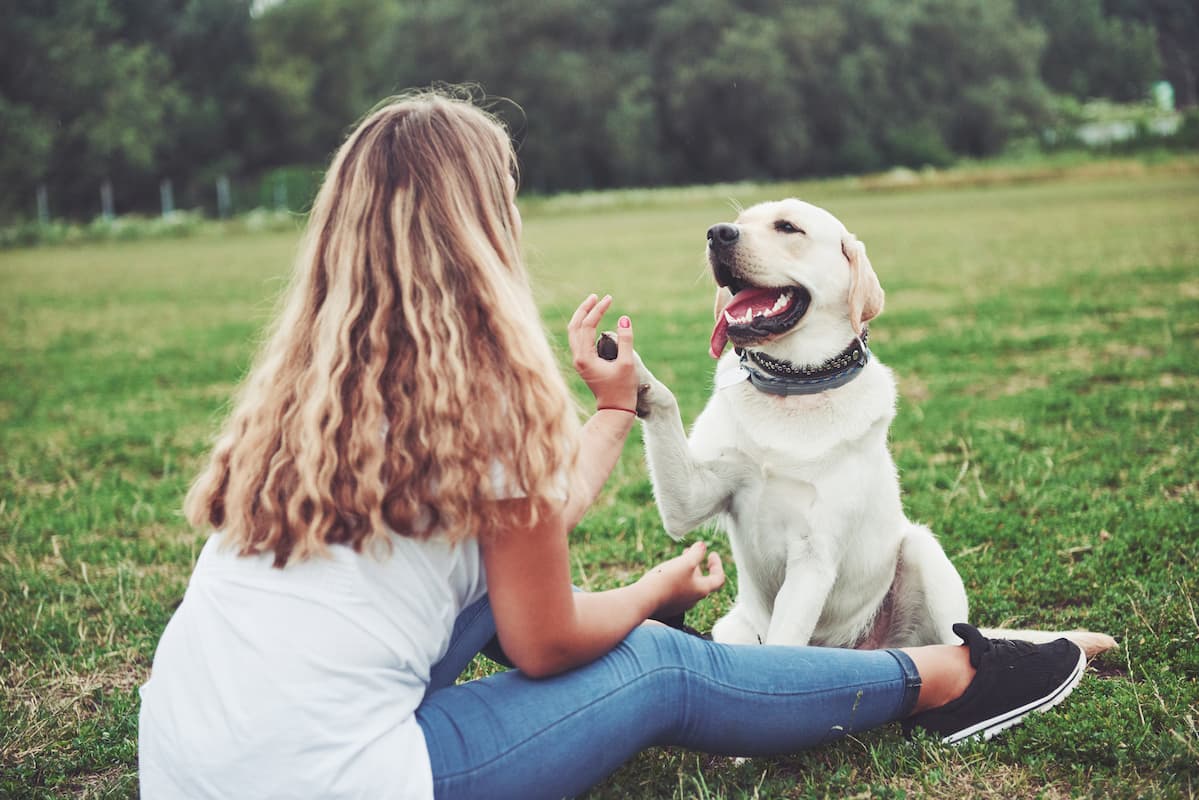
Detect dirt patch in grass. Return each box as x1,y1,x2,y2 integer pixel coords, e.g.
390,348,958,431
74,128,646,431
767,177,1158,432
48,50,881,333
3,654,146,764
61,764,138,800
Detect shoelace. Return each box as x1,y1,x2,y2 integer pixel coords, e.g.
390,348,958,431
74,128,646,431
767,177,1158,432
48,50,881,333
969,635,1043,668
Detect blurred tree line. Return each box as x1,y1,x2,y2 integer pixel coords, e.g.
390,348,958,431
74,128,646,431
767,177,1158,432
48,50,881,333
1,0,1190,220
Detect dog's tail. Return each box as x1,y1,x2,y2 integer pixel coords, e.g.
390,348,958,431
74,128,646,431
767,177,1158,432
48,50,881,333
977,627,1118,659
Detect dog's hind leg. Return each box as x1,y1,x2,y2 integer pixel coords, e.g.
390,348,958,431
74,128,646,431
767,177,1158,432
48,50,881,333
896,526,1118,657
889,524,969,647
976,628,1117,658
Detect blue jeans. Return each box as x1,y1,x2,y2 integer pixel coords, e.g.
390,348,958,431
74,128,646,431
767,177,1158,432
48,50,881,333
416,595,922,800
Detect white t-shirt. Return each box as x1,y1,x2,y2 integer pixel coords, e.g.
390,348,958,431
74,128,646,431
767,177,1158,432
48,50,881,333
138,530,487,800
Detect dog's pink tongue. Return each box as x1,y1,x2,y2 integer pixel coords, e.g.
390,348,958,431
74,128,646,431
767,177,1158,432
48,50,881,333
709,318,730,359
709,287,785,358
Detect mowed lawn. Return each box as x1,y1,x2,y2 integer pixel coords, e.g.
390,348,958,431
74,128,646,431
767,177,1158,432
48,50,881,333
2,162,1197,798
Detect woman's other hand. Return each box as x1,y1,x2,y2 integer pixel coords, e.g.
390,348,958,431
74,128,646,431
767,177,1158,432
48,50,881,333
568,294,637,413
640,541,726,620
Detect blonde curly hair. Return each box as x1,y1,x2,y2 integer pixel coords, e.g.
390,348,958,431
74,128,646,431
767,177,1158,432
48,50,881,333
185,92,580,566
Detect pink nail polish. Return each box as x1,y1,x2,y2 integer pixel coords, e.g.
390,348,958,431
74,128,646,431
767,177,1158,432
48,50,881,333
619,316,631,329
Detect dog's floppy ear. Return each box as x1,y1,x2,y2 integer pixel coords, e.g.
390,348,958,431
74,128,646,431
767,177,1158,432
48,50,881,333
713,285,733,322
842,233,884,335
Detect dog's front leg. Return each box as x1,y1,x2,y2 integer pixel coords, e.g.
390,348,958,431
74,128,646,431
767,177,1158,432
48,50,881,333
711,602,770,645
635,354,746,540
765,560,837,647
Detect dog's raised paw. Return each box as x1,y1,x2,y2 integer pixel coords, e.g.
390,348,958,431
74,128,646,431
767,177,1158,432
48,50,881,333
636,383,654,418
630,350,680,420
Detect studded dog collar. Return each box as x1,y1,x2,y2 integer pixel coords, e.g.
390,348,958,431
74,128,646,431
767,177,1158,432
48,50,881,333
736,329,870,396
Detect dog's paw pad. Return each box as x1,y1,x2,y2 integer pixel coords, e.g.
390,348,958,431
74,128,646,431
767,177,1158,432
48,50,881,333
636,384,653,418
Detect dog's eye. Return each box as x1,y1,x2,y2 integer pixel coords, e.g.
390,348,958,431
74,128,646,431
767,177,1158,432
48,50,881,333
774,220,805,235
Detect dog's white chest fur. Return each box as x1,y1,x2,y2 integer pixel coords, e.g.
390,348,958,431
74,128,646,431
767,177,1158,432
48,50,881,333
716,353,896,463
704,359,908,645
638,344,965,649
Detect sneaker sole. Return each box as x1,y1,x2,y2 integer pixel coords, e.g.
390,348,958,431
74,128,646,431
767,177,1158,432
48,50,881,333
942,644,1088,745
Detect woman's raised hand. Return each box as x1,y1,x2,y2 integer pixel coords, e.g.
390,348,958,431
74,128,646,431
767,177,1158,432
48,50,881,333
567,294,637,413
640,541,726,620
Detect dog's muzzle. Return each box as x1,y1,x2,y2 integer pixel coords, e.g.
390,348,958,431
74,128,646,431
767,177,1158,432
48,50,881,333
707,224,741,290
705,222,811,357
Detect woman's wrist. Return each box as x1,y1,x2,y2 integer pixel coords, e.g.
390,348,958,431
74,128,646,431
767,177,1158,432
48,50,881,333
634,567,671,618
590,405,636,441
594,392,638,415
596,404,636,415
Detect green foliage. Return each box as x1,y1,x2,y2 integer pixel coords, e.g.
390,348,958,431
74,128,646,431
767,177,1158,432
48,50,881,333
1038,97,1199,157
2,0,1190,222
1174,109,1199,149
2,162,1197,797
250,165,325,214
0,0,256,219
1105,0,1199,108
0,210,299,250
1016,0,1160,102
247,0,398,163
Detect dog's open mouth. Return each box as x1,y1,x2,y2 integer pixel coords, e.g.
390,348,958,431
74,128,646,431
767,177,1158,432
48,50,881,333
710,285,811,358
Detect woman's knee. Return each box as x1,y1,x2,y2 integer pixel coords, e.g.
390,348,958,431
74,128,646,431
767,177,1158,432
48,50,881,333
608,625,713,679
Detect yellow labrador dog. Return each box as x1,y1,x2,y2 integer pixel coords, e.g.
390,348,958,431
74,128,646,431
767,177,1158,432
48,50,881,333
633,199,1115,657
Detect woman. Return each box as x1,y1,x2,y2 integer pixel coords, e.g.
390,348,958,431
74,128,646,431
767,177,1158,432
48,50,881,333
139,92,1089,799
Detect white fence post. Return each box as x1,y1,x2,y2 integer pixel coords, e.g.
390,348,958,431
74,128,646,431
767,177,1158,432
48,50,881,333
274,177,287,212
36,185,49,224
216,175,232,219
160,178,175,217
100,179,115,220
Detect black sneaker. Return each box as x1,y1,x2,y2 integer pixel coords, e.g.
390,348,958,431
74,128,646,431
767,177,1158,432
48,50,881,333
903,623,1088,744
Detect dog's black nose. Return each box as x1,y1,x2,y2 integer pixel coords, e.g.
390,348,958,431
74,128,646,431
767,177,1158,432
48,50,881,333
707,223,739,246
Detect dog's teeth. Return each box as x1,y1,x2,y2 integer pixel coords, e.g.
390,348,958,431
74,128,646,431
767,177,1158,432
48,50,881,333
724,308,752,325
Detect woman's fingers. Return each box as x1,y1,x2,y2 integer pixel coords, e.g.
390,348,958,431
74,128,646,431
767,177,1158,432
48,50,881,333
569,294,599,329
581,294,613,331
568,293,636,408
705,552,725,591
567,295,594,341
569,294,632,382
647,542,725,619
683,543,724,595
614,314,634,362
568,295,600,361
568,293,612,347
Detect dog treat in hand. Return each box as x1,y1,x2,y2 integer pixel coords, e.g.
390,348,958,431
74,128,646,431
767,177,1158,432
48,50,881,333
596,331,619,361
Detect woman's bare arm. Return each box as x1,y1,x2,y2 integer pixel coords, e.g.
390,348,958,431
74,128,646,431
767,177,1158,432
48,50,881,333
480,293,723,679
481,503,723,678
559,410,635,530
558,293,638,529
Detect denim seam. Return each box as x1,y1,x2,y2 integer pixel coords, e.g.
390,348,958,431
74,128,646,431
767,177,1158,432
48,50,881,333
883,648,923,719
425,663,908,780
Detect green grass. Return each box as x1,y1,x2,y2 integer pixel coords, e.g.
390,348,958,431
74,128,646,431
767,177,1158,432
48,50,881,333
2,160,1198,798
